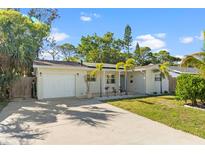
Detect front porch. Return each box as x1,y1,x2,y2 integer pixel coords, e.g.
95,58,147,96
86,69,147,98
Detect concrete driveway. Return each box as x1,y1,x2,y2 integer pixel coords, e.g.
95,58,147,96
0,98,205,145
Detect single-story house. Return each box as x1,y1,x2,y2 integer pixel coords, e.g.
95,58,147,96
167,66,198,93
33,60,172,99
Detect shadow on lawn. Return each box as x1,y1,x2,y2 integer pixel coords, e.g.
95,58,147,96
0,98,119,144
137,99,154,105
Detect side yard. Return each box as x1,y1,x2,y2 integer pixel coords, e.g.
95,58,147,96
108,95,205,139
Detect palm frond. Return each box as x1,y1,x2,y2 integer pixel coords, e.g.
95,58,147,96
96,63,103,71
126,58,135,65
116,62,125,70
159,62,170,78
90,69,97,76
181,55,204,69
190,51,205,58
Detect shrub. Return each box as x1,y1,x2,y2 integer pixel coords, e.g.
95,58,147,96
164,90,168,94
176,74,205,105
153,92,157,95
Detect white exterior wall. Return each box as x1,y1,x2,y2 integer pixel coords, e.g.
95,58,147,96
145,69,169,95
88,70,120,95
35,65,170,99
36,67,87,99
104,71,120,93
127,71,146,94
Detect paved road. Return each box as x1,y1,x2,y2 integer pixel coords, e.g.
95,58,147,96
0,98,205,144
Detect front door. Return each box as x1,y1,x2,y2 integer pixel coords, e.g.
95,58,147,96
120,74,125,91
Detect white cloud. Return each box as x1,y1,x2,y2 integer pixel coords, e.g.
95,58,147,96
50,28,69,42
195,31,204,40
134,34,166,50
180,36,194,44
154,33,166,39
80,12,100,22
80,15,92,22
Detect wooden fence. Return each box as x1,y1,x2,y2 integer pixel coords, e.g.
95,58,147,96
169,76,177,93
10,77,36,98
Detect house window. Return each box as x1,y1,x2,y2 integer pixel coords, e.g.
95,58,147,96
87,74,96,82
106,74,115,84
155,74,161,81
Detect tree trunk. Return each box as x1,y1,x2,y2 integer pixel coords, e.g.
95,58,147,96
100,71,102,97
192,99,197,106
125,71,128,95
160,73,163,94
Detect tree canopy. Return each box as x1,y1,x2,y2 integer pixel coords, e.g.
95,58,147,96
0,10,49,74
123,24,133,57
0,10,50,98
77,32,126,64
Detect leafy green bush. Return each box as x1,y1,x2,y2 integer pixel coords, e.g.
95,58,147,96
176,74,205,105
164,90,168,94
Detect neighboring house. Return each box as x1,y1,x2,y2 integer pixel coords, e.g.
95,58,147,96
168,66,198,93
34,60,189,100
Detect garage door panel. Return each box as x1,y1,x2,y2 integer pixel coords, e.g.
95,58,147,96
42,74,75,99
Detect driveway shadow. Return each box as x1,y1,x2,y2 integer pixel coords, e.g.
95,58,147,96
0,98,120,144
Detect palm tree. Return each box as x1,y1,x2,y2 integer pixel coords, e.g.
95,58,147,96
90,63,104,97
181,31,205,77
159,62,170,94
181,52,205,78
116,58,136,95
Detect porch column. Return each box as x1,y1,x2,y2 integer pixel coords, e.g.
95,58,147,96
118,71,121,89
102,70,105,95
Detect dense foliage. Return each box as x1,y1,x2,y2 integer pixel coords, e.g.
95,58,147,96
77,32,181,64
77,32,126,63
0,10,49,98
181,51,205,78
176,74,205,105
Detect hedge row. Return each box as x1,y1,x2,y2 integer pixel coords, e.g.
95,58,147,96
176,74,205,105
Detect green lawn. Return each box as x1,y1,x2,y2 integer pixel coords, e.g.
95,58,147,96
108,95,205,139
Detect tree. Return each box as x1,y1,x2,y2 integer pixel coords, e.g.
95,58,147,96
123,25,133,57
0,10,49,98
43,37,60,60
134,43,152,66
153,50,181,65
58,43,78,61
90,63,104,97
159,62,170,94
116,58,136,95
78,32,125,64
28,9,59,26
0,10,49,73
176,74,205,105
181,52,205,78
27,9,60,58
181,31,205,78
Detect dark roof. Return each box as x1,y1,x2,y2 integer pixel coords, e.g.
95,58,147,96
33,60,84,67
34,60,198,73
168,66,198,74
83,62,120,69
33,60,121,69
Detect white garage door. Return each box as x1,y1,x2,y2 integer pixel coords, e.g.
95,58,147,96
42,74,75,99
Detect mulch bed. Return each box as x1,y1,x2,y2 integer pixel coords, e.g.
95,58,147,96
184,103,205,111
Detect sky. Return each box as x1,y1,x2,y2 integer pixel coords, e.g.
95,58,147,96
26,9,205,59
